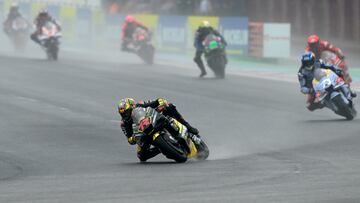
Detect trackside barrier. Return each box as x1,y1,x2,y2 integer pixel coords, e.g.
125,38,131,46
249,22,291,58
249,22,263,57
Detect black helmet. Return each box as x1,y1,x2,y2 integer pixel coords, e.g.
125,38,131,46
10,3,19,12
39,9,49,17
301,52,316,70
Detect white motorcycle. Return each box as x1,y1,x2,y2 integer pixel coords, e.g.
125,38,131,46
38,21,62,60
312,68,356,120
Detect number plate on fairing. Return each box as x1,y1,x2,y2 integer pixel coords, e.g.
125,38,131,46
208,41,219,50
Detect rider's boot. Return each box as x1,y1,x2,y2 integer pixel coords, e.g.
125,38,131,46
166,104,199,135
184,123,199,135
165,121,191,153
343,84,356,98
194,55,207,78
307,102,325,111
350,89,357,98
188,133,202,145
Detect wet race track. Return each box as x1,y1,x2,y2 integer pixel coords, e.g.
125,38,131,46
0,51,360,203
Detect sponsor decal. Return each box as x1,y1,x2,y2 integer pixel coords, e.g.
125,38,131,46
219,17,248,55
157,15,187,51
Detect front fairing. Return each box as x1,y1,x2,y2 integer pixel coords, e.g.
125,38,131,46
312,69,338,94
39,21,62,41
203,34,224,54
131,107,164,136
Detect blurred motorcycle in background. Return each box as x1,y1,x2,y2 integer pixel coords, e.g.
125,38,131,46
128,27,155,65
38,21,62,60
203,33,227,78
3,16,30,52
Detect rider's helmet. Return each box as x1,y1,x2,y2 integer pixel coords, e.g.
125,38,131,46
125,15,135,23
117,98,136,120
307,34,320,53
38,9,49,18
301,52,316,70
10,3,19,12
200,20,210,28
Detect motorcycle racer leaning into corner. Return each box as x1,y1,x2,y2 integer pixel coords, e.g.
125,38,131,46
117,97,201,162
194,20,227,78
306,34,353,85
298,52,355,111
121,15,150,52
30,9,61,46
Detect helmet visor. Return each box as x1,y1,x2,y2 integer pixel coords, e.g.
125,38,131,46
118,106,126,113
304,65,314,71
120,109,132,120
309,42,319,52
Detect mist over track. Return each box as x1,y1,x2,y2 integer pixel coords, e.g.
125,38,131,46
0,50,360,203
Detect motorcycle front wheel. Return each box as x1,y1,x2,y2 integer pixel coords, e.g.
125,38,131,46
138,44,154,65
153,133,188,163
207,52,226,79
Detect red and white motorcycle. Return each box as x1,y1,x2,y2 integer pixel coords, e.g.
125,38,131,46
38,21,62,60
130,27,155,65
321,50,352,83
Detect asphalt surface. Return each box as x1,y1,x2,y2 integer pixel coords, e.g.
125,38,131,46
0,49,360,203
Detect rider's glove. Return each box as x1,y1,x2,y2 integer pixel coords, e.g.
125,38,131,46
127,136,136,145
334,69,344,76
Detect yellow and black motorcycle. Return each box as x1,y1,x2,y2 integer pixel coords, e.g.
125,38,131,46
131,107,209,163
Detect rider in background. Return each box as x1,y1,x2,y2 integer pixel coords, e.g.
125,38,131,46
121,15,150,52
3,3,23,35
306,34,352,84
193,20,226,77
30,9,61,45
298,52,347,111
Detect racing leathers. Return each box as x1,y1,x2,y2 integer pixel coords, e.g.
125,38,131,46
298,59,344,111
121,21,149,52
120,114,162,162
120,98,200,162
305,39,351,83
30,14,61,45
194,26,227,77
